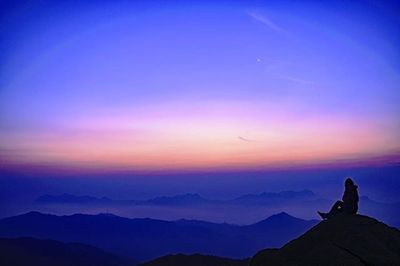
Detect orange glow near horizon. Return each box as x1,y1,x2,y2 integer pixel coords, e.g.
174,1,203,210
1,2,400,174
1,101,399,172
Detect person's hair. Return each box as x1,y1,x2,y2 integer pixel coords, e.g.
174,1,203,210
345,178,354,187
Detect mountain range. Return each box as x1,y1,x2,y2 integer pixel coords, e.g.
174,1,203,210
34,191,400,227
0,211,317,262
35,190,316,206
3,213,399,266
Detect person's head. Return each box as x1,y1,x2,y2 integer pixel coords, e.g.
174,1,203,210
345,178,356,189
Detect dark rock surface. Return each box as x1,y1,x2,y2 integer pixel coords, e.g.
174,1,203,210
250,214,400,266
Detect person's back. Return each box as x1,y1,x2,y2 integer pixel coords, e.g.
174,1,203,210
342,178,359,214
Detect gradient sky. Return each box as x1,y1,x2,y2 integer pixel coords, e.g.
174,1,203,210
1,0,399,172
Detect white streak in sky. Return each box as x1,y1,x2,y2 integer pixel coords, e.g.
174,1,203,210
277,75,316,85
246,10,286,34
238,136,258,143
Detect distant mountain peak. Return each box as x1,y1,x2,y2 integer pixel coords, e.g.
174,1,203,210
261,212,297,222
250,212,318,229
270,211,292,218
22,211,52,217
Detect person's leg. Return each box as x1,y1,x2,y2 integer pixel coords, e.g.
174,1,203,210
328,201,343,217
318,200,343,219
317,211,328,219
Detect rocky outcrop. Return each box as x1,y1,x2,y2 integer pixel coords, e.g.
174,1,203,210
250,214,400,266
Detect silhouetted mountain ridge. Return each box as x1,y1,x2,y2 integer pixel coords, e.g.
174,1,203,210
232,190,315,205
33,191,400,227
0,211,317,262
36,194,131,205
146,193,211,206
35,190,316,207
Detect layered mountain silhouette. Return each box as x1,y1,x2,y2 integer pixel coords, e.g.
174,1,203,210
232,190,315,206
0,211,317,262
1,212,399,265
35,190,315,206
359,196,400,227
35,194,119,205
0,237,136,266
145,193,211,206
35,193,212,206
250,214,400,266
34,191,400,227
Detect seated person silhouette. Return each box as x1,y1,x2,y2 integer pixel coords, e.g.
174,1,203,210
318,178,359,219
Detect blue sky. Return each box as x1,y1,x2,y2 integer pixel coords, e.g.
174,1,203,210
0,0,399,171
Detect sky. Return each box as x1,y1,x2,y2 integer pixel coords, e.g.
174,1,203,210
0,0,400,173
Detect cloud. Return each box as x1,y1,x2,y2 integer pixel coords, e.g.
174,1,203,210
238,136,257,143
246,10,286,34
277,75,316,85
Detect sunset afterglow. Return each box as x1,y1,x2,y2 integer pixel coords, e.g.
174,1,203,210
1,1,399,172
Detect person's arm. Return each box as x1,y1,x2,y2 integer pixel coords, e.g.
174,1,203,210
342,190,349,203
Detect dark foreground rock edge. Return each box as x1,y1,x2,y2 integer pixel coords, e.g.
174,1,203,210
140,254,248,266
250,214,400,266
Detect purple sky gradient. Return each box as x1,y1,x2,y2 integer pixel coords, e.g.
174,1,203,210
0,0,399,172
